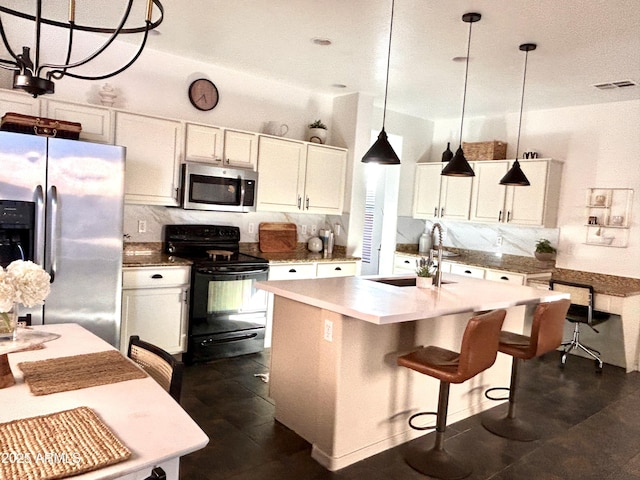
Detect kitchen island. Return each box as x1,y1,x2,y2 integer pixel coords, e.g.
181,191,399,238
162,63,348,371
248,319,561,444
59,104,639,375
256,273,568,471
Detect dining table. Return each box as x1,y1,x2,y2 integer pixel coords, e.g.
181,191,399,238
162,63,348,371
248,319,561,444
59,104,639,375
0,323,208,480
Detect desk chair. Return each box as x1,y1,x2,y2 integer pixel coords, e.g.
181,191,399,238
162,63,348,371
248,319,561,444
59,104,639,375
481,299,571,441
549,280,610,372
128,335,184,402
397,309,506,480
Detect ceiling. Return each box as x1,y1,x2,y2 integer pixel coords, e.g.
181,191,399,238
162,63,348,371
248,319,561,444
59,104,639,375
2,0,640,120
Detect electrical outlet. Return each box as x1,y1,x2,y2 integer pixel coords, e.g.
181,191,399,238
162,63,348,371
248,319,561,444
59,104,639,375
324,319,333,342
301,225,308,235
248,223,255,234
496,235,503,246
311,225,317,235
138,220,147,233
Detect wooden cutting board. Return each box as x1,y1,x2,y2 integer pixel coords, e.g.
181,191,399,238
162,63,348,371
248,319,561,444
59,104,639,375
259,223,297,252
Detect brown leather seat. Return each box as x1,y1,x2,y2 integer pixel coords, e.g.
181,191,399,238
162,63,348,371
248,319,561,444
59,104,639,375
481,299,571,441
397,309,506,480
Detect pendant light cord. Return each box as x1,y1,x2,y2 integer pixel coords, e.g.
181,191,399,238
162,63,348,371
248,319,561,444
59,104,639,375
381,0,395,129
458,19,474,146
514,49,530,160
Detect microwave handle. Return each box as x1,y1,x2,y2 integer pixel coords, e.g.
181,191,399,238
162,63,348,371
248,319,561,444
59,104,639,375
239,176,246,207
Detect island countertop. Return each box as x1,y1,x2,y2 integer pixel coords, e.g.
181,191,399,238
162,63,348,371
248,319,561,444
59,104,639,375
256,273,568,325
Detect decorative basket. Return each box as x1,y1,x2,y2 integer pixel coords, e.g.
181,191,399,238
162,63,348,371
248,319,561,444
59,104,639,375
462,141,507,161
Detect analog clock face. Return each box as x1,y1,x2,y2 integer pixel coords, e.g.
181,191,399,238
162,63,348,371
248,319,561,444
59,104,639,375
188,79,219,111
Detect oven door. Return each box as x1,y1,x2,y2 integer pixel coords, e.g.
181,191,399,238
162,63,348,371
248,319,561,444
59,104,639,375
187,266,268,362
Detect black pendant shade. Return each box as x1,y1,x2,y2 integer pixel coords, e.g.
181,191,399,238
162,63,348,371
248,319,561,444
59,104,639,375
441,145,475,176
361,128,401,165
441,142,454,162
500,43,536,186
361,0,400,164
442,12,480,178
499,159,530,186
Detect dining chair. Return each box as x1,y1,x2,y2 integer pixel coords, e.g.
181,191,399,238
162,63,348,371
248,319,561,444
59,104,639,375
127,335,184,402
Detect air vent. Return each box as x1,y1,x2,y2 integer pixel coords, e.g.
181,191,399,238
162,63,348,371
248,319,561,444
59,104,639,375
592,80,637,90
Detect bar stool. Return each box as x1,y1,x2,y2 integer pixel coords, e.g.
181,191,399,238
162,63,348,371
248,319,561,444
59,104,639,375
397,309,507,480
481,299,571,441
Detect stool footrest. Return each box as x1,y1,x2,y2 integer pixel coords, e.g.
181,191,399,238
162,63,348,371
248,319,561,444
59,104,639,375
408,411,438,431
484,386,509,401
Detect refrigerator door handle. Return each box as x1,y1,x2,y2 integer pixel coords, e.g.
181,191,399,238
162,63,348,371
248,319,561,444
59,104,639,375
34,185,45,266
46,185,59,282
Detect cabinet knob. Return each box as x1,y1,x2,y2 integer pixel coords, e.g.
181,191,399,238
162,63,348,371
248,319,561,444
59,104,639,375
288,268,297,273
151,274,163,279
464,270,472,274
500,276,509,281
334,267,342,271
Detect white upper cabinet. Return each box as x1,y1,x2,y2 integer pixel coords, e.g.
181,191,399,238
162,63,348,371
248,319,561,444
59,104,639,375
0,89,40,116
43,100,113,144
223,129,258,170
470,159,563,227
257,137,347,214
413,163,473,221
115,112,183,206
185,123,223,163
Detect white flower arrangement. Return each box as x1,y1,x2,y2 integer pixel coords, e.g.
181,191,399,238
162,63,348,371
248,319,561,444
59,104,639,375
0,260,51,333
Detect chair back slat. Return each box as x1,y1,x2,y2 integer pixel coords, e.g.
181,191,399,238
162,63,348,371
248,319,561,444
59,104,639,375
549,282,591,307
128,336,184,402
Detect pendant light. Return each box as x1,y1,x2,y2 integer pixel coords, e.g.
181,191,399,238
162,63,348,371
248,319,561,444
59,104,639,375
441,12,480,177
500,43,536,186
362,0,400,165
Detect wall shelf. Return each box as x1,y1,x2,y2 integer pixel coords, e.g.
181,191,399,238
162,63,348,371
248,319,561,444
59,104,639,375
584,188,633,247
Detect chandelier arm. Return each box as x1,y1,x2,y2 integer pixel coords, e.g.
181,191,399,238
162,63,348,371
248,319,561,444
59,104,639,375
49,24,76,80
47,25,150,82
0,14,19,63
0,61,19,71
0,1,163,35
37,0,135,75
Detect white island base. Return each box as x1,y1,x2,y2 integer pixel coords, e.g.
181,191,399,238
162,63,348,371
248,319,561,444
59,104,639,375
261,275,568,471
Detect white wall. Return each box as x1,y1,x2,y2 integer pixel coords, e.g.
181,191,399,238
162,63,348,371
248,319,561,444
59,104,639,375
425,99,640,278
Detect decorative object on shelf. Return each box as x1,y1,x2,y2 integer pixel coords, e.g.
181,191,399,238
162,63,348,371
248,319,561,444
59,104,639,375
441,142,454,162
534,238,556,261
265,121,289,137
523,151,538,159
307,119,326,144
98,83,118,107
0,260,51,340
594,195,606,206
307,236,323,253
462,140,507,161
500,43,538,186
442,12,481,177
361,0,400,165
611,215,624,226
0,0,164,97
415,257,436,288
188,78,219,111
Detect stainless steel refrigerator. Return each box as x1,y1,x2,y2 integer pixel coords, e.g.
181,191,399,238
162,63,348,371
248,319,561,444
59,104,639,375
0,131,125,347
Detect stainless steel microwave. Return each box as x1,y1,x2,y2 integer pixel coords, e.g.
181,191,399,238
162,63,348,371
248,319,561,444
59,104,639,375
181,162,257,212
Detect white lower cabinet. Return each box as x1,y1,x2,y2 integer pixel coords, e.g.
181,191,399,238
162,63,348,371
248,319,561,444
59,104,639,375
393,253,417,274
484,269,526,285
121,266,190,355
268,263,317,280
449,263,486,279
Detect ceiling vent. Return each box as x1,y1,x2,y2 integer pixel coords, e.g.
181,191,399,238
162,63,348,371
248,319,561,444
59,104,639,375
592,80,637,90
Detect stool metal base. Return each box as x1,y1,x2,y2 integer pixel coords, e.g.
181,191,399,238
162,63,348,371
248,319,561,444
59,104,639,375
481,409,537,442
405,444,472,480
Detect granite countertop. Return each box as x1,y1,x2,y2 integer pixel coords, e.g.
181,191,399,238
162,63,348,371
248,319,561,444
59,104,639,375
529,268,640,298
396,245,554,276
123,242,360,267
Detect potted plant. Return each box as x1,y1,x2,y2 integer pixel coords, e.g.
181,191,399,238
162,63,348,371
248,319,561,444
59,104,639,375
308,119,327,144
415,257,436,288
534,238,557,261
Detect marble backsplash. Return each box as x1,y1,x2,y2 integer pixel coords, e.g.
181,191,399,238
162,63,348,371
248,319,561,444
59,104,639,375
396,216,560,259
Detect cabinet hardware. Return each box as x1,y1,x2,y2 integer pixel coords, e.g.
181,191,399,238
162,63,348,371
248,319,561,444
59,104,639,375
143,466,166,480
297,195,302,209
151,274,163,279
434,207,438,217
306,196,310,209
500,276,509,281
498,210,502,222
464,270,472,274
507,211,511,222
440,208,444,217
335,267,342,271
288,268,297,273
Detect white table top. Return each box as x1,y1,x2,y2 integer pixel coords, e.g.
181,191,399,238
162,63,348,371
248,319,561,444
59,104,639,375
1,324,208,479
256,273,569,325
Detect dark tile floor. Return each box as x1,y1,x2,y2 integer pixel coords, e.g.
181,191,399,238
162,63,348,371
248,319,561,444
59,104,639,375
179,351,640,480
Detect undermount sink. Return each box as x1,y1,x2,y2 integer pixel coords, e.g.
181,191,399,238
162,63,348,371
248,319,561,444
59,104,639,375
367,277,456,287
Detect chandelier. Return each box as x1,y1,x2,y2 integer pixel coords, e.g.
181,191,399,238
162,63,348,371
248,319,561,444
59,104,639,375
0,0,164,97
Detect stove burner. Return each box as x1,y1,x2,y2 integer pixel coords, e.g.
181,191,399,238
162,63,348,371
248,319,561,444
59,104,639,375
206,249,233,261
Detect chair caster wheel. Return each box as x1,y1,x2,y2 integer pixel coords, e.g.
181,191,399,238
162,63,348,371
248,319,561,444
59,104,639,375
559,353,567,368
595,360,603,373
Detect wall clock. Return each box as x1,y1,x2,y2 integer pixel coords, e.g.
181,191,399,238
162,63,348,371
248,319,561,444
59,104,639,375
188,78,219,111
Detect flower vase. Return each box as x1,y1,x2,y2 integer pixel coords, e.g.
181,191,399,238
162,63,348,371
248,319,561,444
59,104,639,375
0,303,18,341
416,276,432,289
308,128,327,144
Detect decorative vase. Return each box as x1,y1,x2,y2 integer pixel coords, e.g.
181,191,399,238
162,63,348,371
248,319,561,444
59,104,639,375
442,142,454,162
416,276,432,289
534,252,554,262
0,303,18,341
99,83,118,106
308,128,327,144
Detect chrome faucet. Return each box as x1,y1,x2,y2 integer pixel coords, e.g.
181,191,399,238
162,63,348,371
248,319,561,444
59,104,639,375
430,222,444,287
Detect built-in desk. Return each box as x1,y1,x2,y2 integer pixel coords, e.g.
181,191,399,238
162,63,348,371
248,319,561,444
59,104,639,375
528,269,640,372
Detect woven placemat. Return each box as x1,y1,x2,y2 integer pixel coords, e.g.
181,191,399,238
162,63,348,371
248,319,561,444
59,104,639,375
18,350,147,396
0,406,130,480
